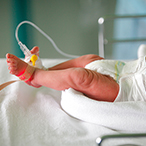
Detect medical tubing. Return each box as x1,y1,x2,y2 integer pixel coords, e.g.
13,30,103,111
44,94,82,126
18,42,32,57
15,21,79,58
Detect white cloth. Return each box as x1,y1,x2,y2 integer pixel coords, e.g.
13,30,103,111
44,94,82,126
138,44,146,58
61,88,146,132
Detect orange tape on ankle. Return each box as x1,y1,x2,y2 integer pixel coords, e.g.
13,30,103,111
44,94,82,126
19,65,36,81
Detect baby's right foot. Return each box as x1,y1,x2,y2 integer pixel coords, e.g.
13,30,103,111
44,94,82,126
30,46,39,56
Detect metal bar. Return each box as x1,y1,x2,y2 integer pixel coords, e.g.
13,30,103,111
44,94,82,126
106,38,146,44
98,18,105,58
101,14,146,21
96,133,146,146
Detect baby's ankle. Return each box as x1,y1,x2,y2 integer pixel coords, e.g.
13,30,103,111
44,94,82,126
26,68,42,88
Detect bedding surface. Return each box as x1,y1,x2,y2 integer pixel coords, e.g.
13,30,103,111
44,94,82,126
0,58,145,146
62,88,146,132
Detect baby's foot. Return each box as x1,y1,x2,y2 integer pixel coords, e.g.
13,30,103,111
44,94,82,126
30,46,39,56
6,46,40,76
6,53,28,77
24,46,41,67
6,53,41,88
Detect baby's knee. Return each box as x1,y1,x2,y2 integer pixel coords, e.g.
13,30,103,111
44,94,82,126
69,68,94,88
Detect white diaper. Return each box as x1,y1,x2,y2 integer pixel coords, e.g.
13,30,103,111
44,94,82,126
85,56,146,102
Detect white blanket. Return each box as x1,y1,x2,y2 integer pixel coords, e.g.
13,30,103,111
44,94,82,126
0,58,146,146
61,88,146,132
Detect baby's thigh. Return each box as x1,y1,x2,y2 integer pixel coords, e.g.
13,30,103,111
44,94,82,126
80,70,119,101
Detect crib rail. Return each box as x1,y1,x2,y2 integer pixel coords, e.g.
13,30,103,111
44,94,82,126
96,133,146,146
98,14,146,58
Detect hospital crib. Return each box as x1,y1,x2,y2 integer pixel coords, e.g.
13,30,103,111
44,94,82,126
96,14,146,146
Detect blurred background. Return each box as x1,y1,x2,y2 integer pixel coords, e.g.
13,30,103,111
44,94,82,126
1,0,146,59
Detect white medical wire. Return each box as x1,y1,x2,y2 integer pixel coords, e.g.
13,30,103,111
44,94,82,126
15,21,80,58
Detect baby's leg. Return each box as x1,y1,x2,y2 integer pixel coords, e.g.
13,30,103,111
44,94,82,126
6,53,119,102
32,67,119,102
66,68,119,102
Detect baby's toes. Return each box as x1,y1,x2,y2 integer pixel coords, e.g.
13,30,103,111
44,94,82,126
7,59,16,65
8,63,17,72
30,46,39,56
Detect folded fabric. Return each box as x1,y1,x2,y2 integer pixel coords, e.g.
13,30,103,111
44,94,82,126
61,88,146,132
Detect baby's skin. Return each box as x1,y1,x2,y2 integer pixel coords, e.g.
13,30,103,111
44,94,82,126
6,46,119,102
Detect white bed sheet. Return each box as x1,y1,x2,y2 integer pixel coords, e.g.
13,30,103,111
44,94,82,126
0,58,145,146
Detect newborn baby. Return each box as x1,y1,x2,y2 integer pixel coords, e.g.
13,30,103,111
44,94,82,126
6,45,146,102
